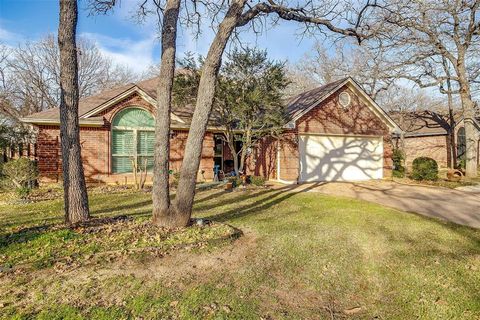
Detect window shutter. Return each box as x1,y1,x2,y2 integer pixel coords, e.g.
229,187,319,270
137,131,154,172
111,108,155,174
112,156,133,173
137,131,154,155
112,130,134,173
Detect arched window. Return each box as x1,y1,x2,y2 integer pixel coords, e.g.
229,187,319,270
457,127,466,162
111,107,154,173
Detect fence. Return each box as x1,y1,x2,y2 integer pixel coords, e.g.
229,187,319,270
1,143,37,164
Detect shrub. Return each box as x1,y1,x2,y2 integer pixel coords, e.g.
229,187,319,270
2,158,38,198
250,175,266,186
392,148,406,178
456,158,466,170
16,186,32,199
411,157,438,181
227,176,242,188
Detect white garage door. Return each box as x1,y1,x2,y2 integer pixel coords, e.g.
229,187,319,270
299,135,383,182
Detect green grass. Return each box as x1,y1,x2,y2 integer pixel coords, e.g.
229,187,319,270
1,185,479,319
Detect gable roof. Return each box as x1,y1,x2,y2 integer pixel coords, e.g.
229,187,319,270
21,76,400,132
285,77,401,133
20,77,192,127
389,110,452,137
389,110,480,137
286,78,348,120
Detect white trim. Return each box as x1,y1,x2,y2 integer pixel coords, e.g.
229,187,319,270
81,86,185,124
20,117,104,127
298,132,384,139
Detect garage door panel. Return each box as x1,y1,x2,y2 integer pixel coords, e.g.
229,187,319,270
299,135,383,182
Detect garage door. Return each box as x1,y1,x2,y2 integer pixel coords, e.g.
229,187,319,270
299,135,383,182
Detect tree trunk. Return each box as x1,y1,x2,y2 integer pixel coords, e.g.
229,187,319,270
152,0,181,227
462,99,478,177
442,57,456,168
58,0,90,224
173,0,247,223
457,63,478,178
239,128,251,173
446,89,456,169
225,131,239,175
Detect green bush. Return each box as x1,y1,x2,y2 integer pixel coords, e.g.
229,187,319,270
411,157,438,181
15,186,32,199
392,148,406,178
2,158,38,197
456,158,466,170
227,176,242,188
250,175,266,186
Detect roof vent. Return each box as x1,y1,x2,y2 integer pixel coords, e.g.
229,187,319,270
339,92,351,108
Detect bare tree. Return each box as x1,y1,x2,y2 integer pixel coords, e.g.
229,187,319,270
58,0,90,224
369,0,480,177
294,41,396,99
0,44,16,121
283,65,319,98
0,35,136,123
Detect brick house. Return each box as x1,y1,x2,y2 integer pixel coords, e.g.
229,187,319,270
21,77,400,184
389,110,480,168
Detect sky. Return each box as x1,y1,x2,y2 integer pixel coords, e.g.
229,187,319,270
0,0,328,74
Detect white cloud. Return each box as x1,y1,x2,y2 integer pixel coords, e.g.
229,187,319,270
80,32,158,73
0,26,23,44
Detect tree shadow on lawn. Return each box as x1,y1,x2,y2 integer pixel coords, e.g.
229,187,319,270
0,224,51,249
369,221,480,306
205,183,325,223
92,199,152,216
0,187,232,250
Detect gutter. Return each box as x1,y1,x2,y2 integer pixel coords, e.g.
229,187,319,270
392,131,448,138
20,118,105,127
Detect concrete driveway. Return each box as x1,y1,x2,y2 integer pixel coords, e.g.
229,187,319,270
290,181,480,228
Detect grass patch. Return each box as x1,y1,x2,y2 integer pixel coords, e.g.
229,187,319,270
392,169,480,189
0,185,479,319
1,216,238,271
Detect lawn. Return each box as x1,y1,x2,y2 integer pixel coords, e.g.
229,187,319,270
1,185,479,319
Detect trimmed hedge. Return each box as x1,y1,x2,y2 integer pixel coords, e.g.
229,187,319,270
411,157,438,181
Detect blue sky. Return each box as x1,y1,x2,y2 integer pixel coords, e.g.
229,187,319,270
0,0,327,73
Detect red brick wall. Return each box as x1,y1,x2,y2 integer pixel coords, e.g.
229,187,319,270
36,125,61,181
400,135,449,168
36,93,215,183
246,136,278,179
254,85,393,182
296,86,390,136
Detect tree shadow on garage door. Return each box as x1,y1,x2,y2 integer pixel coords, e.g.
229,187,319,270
299,136,384,182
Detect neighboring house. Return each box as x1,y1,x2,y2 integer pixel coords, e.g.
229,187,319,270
389,110,480,168
21,77,400,183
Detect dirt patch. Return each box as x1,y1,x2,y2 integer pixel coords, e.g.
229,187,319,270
76,228,258,281
0,228,258,314
2,227,257,285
